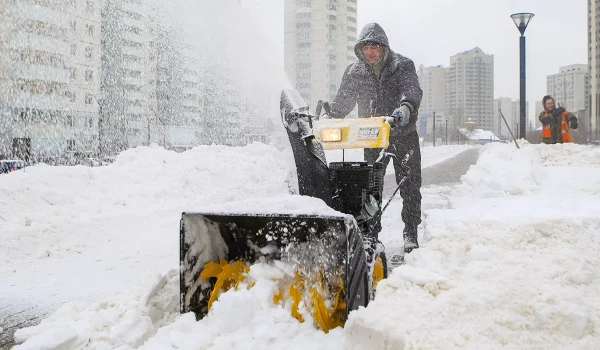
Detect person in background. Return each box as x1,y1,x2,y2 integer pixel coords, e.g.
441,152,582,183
539,95,578,144
325,23,423,254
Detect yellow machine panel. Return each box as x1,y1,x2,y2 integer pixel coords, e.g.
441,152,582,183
313,117,391,150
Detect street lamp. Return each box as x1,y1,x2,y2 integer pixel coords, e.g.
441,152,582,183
510,12,534,139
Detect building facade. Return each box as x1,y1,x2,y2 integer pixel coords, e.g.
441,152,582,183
417,64,446,135
589,0,600,140
0,0,101,162
284,0,357,110
101,0,156,155
547,64,588,112
445,47,494,132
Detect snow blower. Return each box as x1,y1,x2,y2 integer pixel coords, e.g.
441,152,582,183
180,89,409,332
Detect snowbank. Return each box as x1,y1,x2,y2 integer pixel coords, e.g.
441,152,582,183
345,142,600,349
8,142,600,349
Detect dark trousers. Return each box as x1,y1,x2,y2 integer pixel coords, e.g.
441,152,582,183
364,131,422,230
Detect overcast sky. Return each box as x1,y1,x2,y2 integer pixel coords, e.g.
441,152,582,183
241,0,587,115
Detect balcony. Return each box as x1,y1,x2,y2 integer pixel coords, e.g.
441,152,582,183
123,76,146,87
12,62,71,83
122,31,146,44
13,2,71,30
121,3,147,17
122,45,147,58
10,91,70,110
10,33,70,56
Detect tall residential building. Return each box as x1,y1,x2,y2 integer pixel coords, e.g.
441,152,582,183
494,97,513,138
284,0,358,110
589,0,600,139
511,100,530,133
534,100,543,129
493,98,531,138
547,64,588,112
101,0,155,155
445,47,494,131
0,0,101,162
417,64,446,134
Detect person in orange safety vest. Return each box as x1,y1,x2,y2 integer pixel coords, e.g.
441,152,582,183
539,95,578,144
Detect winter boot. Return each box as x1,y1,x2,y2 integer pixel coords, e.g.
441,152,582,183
403,226,419,254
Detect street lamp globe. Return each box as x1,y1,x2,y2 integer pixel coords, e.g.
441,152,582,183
511,13,535,35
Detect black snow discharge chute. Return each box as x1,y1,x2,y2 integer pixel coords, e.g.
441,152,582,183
280,89,332,206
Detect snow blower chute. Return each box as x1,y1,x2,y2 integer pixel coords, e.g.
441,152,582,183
180,89,405,332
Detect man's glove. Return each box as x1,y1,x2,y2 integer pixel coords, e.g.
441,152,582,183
570,117,578,129
391,105,411,127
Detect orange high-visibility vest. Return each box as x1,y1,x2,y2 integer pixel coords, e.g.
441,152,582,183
542,110,573,143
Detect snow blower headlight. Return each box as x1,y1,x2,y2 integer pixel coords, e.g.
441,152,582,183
320,128,342,142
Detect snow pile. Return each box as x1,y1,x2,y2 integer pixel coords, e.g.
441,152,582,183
9,142,600,349
345,142,600,349
0,143,293,269
14,264,344,350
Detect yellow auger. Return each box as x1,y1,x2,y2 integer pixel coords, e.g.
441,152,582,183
199,260,348,333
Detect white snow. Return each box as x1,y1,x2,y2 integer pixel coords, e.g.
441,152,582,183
458,127,501,141
4,141,600,349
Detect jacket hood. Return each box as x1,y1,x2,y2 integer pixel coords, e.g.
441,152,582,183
354,23,390,62
542,95,554,111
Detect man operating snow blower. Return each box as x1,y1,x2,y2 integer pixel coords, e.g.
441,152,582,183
324,23,423,254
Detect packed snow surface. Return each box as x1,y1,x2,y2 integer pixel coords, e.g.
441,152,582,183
4,142,600,349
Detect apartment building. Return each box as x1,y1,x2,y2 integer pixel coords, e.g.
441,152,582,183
284,0,358,110
417,64,446,135
101,0,155,155
589,0,600,139
547,64,588,113
445,47,494,132
0,0,101,162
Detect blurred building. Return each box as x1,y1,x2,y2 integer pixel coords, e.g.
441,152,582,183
445,47,494,133
417,64,446,136
101,0,156,155
284,0,357,110
588,0,600,140
0,0,101,162
533,100,543,129
547,64,588,112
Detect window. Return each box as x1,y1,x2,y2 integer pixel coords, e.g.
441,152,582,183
64,91,76,103
86,0,94,13
85,95,93,104
85,70,93,82
71,44,76,55
70,20,76,31
86,24,94,37
85,47,93,59
70,68,77,80
67,139,75,151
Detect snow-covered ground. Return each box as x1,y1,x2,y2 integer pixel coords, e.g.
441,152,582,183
4,142,600,349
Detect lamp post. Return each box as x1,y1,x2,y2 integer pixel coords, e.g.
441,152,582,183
510,12,534,140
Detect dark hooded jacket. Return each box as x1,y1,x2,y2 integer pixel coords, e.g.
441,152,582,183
329,23,423,136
